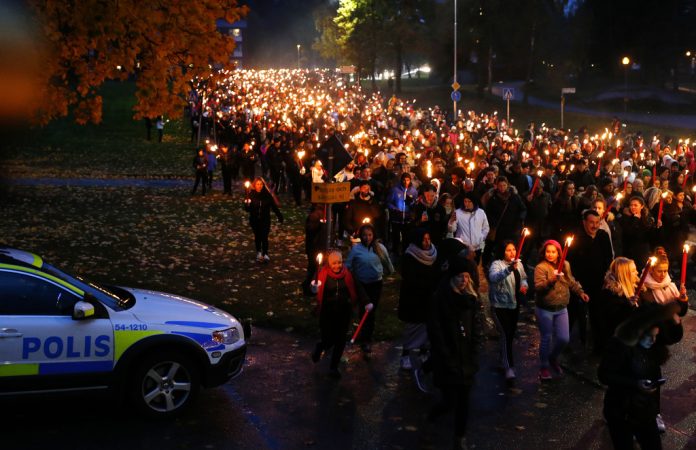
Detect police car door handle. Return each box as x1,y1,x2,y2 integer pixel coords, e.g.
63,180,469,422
0,328,23,338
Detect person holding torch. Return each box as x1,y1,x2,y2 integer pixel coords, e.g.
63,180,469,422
534,239,588,381
243,177,283,263
310,250,370,379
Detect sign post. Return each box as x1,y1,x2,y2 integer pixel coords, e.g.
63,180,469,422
502,88,514,125
560,87,576,129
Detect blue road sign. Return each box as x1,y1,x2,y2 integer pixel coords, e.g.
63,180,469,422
451,90,462,102
503,88,515,101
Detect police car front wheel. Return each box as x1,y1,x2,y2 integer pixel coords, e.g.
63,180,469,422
129,352,200,417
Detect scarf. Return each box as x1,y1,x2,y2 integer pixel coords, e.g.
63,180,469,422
316,266,358,311
405,243,437,266
643,272,680,304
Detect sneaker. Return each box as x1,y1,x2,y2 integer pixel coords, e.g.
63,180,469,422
414,368,433,393
656,414,666,433
539,368,553,381
505,367,516,380
256,252,263,262
550,360,564,376
263,254,270,263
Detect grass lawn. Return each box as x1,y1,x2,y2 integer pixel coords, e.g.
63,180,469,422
3,82,196,179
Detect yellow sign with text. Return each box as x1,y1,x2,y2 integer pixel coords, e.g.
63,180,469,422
311,182,351,203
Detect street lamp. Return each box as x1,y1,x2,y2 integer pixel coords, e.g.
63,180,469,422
622,56,630,112
296,44,301,70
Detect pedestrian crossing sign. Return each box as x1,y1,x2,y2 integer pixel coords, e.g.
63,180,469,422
503,88,514,100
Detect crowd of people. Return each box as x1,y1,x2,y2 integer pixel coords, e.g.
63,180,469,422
189,68,693,450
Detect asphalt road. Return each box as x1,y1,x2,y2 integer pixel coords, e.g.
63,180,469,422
4,310,695,450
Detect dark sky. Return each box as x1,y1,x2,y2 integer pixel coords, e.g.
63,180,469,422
244,0,330,69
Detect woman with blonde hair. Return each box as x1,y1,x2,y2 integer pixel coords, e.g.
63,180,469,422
596,257,639,353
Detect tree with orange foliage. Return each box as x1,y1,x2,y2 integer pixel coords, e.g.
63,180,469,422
28,0,248,125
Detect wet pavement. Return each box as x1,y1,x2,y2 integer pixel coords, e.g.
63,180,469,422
3,311,695,449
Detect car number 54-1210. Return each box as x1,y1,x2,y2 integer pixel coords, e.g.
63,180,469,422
114,324,149,331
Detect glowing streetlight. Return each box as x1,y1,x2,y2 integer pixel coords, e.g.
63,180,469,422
296,44,301,70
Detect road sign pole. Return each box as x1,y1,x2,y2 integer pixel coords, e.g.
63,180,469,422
325,146,334,250
453,0,457,122
506,98,510,126
561,95,565,129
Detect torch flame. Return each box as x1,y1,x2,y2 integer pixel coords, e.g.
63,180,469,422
684,244,691,253
566,236,574,246
316,253,323,265
244,181,251,189
649,256,657,266
523,228,530,236
362,217,371,224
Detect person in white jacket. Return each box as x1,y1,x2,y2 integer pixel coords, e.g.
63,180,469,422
448,192,489,263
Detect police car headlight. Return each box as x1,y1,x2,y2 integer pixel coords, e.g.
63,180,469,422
212,327,240,344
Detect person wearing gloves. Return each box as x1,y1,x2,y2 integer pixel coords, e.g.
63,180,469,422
345,223,394,357
243,177,283,263
488,240,528,381
448,191,490,264
534,240,589,381
310,250,370,379
598,302,680,450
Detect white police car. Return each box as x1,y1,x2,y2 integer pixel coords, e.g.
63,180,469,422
0,247,250,417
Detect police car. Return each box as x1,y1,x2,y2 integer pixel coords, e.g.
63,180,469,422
0,247,250,417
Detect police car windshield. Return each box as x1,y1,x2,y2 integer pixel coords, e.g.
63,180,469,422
42,264,135,310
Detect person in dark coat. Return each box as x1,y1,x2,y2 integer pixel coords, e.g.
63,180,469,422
597,257,640,355
344,181,384,238
310,250,370,379
427,258,481,450
570,209,614,351
243,177,283,263
191,149,208,196
482,176,527,271
568,159,595,190
598,302,680,450
397,228,439,370
240,142,257,181
219,146,234,195
412,184,448,246
549,180,580,242
618,196,656,265
302,203,326,296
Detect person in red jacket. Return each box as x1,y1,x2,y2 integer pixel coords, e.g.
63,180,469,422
310,250,371,379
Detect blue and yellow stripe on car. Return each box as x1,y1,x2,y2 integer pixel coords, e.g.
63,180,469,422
113,330,164,362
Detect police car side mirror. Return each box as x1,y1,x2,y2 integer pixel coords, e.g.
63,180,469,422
73,301,95,320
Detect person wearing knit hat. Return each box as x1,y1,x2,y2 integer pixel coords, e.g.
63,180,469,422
533,239,588,381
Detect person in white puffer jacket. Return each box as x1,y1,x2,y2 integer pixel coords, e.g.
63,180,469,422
448,192,490,263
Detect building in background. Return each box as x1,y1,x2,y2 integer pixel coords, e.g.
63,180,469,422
216,19,247,68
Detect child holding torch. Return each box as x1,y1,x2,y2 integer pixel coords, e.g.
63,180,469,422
311,250,371,379
534,239,588,381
